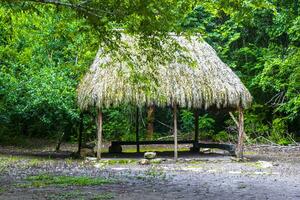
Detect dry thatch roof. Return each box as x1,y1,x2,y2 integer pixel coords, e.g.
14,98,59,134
78,34,252,110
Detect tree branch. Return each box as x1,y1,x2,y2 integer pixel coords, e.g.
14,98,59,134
3,0,111,19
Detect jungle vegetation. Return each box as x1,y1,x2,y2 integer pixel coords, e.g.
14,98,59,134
0,0,299,146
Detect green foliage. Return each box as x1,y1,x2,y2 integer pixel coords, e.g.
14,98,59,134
0,0,299,145
179,110,216,140
0,1,193,143
213,131,235,143
3,0,193,37
182,0,300,143
199,114,215,132
197,114,216,140
243,104,270,139
180,109,194,133
269,118,294,145
103,106,133,141
23,174,113,187
0,4,98,139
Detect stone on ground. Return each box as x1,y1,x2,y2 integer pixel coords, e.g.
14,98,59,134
144,152,156,159
85,157,97,161
139,159,150,165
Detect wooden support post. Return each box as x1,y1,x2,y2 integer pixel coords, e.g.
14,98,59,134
77,112,84,154
135,107,140,153
147,105,155,140
194,109,199,144
190,109,200,152
173,103,178,160
97,109,103,160
236,107,245,159
229,111,249,142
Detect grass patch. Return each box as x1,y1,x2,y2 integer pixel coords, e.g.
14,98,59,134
0,187,6,194
0,155,23,173
100,159,136,165
136,166,167,180
244,151,257,155
27,158,46,167
20,174,114,188
188,160,204,164
0,155,54,173
243,161,264,169
47,190,114,200
91,193,114,200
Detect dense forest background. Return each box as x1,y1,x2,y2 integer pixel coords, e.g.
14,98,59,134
0,0,299,146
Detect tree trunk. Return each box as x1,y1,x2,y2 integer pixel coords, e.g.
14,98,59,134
55,132,64,152
236,107,245,159
146,105,155,140
96,110,103,160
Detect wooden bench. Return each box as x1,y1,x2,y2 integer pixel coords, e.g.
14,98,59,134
109,140,236,155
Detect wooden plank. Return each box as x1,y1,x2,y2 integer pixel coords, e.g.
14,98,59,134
112,140,193,145
112,140,231,146
236,107,245,158
97,110,103,160
173,103,178,160
110,141,235,154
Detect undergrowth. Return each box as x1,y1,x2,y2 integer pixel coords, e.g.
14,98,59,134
19,174,114,188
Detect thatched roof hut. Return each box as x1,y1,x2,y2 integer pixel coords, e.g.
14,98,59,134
78,35,252,111
77,34,252,160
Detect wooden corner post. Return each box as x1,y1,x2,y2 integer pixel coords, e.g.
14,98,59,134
77,112,84,154
173,103,178,160
236,107,245,159
194,109,199,144
135,107,140,153
97,109,103,160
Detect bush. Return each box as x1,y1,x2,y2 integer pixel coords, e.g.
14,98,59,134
269,118,294,145
103,106,133,141
180,109,194,133
213,131,236,143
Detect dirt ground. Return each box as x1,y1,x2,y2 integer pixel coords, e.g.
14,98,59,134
0,143,299,200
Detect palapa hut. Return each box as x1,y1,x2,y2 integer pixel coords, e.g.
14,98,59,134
77,34,252,160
